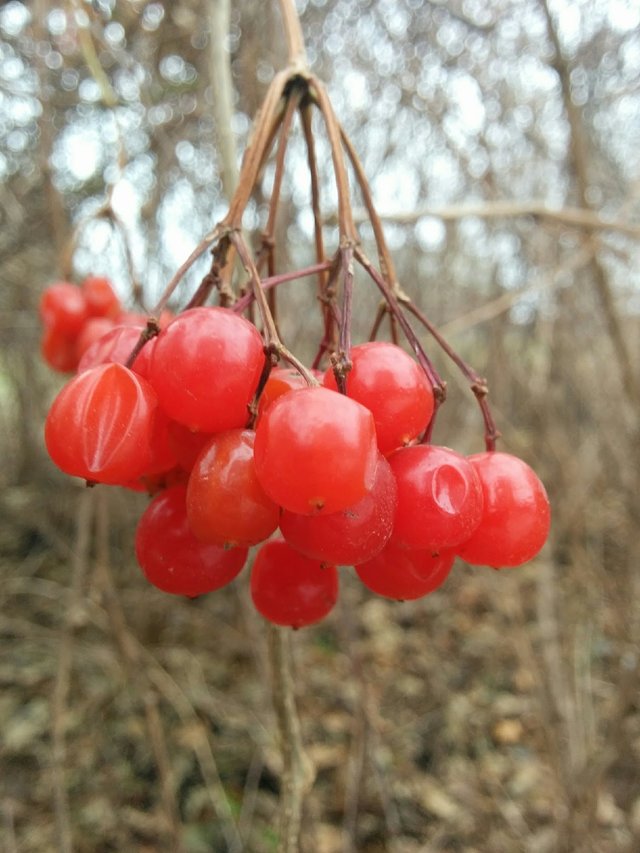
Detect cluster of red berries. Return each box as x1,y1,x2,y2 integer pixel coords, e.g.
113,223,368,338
42,298,550,629
38,275,171,373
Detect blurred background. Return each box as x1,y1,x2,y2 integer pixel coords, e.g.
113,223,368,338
1,0,639,851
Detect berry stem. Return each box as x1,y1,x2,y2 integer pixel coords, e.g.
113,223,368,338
224,70,291,231
339,126,398,291
331,244,355,394
150,224,224,317
278,0,308,69
300,102,331,338
230,230,319,386
309,76,357,244
124,318,160,370
354,247,446,405
232,260,334,315
186,238,235,310
401,299,501,451
256,84,305,330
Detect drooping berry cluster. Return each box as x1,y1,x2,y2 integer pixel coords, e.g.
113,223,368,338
43,303,550,629
40,48,552,630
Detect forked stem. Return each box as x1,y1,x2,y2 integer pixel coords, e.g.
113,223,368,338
230,230,319,386
402,299,501,450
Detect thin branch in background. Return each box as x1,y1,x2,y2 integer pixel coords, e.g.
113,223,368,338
51,487,94,853
237,747,265,842
348,200,640,239
437,242,595,338
32,0,69,259
539,0,640,410
336,594,403,850
93,490,186,853
208,0,239,202
138,650,245,853
267,625,315,853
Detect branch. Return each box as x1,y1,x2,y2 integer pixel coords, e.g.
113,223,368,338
267,626,314,853
278,0,308,68
51,488,94,853
208,0,239,203
344,200,640,238
540,0,640,408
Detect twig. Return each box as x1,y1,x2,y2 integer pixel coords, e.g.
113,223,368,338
345,200,640,239
232,260,334,315
208,0,239,202
267,625,315,853
93,490,187,853
51,488,94,853
539,0,640,409
300,103,330,323
279,0,308,68
401,298,501,450
354,247,446,405
230,230,319,385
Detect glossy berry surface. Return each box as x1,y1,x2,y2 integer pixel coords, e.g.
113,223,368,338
323,341,434,455
457,451,550,568
44,363,157,484
135,485,248,597
187,429,279,547
39,282,88,336
78,323,156,379
355,543,455,600
149,307,265,432
254,386,378,515
389,444,483,550
279,454,397,565
250,539,338,628
256,367,309,421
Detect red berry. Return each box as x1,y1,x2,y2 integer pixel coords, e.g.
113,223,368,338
44,363,157,484
166,421,214,472
355,542,454,600
82,276,121,319
250,539,338,627
256,367,310,421
135,485,247,596
74,317,116,360
279,454,397,565
186,429,279,547
41,326,79,373
254,386,378,515
389,444,483,550
143,409,179,476
149,307,265,432
457,452,550,568
77,323,156,379
39,282,88,336
323,342,434,455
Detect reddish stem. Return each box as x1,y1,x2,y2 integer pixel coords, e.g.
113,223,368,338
402,300,501,450
355,248,446,403
232,260,333,315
